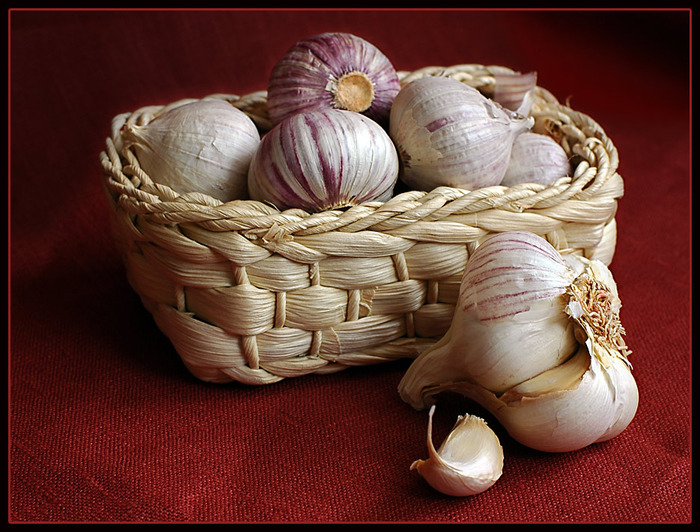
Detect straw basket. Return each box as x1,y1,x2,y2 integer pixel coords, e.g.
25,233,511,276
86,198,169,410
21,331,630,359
99,64,623,385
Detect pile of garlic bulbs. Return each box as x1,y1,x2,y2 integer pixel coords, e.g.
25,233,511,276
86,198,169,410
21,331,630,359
116,32,636,498
120,31,571,211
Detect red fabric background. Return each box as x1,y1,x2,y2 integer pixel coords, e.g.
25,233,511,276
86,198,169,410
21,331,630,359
9,8,691,524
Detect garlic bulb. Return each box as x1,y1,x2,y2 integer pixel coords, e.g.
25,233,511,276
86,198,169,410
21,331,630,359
405,231,581,395
247,108,399,212
121,99,261,202
267,32,400,127
492,70,537,113
411,405,504,497
398,231,638,453
500,132,571,187
389,76,534,192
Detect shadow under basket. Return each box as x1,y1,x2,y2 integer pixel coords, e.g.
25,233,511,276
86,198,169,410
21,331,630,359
99,64,623,385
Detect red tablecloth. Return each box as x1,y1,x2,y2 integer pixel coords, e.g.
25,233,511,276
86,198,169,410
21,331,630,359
9,8,691,524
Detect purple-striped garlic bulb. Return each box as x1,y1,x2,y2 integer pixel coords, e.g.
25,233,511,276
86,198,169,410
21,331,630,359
247,108,399,212
389,76,534,192
121,99,260,202
398,231,638,453
500,132,571,187
266,32,400,128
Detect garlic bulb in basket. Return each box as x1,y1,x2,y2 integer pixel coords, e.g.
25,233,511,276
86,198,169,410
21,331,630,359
398,231,638,453
492,70,537,113
411,405,504,497
121,99,261,202
389,76,534,192
500,131,571,187
267,32,400,127
248,108,399,213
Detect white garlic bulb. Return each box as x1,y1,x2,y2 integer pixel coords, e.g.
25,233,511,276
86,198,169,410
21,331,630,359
398,231,638,453
389,76,534,192
121,99,261,202
247,108,399,212
500,131,571,187
411,405,504,497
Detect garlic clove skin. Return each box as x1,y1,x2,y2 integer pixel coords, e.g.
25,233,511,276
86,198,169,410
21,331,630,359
453,340,639,453
411,405,504,497
500,131,571,187
267,32,400,127
247,108,399,213
121,99,261,203
389,76,534,192
398,232,637,453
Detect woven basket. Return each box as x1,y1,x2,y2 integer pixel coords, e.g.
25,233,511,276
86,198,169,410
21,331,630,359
99,64,623,385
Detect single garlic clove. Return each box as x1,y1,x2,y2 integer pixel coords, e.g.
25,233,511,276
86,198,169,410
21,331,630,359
411,405,504,497
389,76,534,192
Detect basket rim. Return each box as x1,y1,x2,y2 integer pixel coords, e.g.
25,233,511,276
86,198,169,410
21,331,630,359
100,63,623,234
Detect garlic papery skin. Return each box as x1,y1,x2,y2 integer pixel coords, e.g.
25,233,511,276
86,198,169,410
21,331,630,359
411,405,504,497
121,99,261,202
267,32,400,127
398,231,637,453
389,76,534,192
500,131,571,187
247,109,399,213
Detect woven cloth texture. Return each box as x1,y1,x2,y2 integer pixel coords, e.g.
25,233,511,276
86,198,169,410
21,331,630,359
9,9,690,524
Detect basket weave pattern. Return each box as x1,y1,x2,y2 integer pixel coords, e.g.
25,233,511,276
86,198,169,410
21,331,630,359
100,65,623,385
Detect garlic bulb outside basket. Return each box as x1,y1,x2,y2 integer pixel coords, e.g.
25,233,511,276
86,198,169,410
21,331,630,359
398,231,638,453
267,32,400,127
121,98,261,203
411,405,504,497
247,108,399,213
500,131,571,187
405,231,581,395
389,76,534,192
